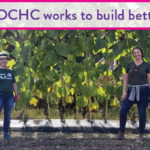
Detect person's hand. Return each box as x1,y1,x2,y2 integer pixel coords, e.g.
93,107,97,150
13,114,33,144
14,94,19,102
121,92,127,100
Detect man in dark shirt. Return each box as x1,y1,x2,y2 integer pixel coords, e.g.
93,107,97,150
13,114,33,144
0,51,18,140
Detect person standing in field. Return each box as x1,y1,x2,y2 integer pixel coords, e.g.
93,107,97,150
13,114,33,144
0,51,18,139
114,47,150,141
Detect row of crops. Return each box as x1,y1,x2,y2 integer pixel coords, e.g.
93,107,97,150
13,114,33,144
2,30,150,121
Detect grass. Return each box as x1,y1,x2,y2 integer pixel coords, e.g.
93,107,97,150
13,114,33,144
0,106,120,120
0,105,150,121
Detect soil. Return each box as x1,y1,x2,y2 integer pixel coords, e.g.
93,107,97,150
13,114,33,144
0,132,150,150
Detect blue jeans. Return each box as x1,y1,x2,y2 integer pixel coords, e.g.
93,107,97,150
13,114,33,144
0,95,14,133
119,86,149,134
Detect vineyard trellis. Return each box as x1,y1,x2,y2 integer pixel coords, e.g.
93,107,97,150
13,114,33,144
1,30,150,122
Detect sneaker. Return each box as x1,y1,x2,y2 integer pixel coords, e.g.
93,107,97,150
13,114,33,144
3,133,11,140
113,132,125,140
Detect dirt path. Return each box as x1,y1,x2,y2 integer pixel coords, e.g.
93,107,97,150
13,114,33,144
0,132,150,150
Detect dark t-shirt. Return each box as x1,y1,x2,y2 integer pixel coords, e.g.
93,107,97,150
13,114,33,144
126,61,150,85
0,69,16,96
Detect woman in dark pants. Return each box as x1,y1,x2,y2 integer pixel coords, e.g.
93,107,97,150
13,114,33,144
0,51,18,139
114,47,150,141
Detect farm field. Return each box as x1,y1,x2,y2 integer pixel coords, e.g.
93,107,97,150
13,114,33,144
1,30,150,150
